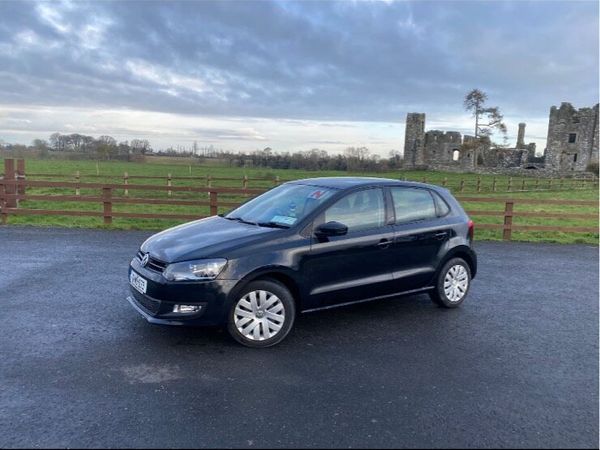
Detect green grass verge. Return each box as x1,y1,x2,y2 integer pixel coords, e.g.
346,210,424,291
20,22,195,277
3,158,598,245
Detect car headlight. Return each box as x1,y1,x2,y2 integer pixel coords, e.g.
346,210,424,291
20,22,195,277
163,258,227,281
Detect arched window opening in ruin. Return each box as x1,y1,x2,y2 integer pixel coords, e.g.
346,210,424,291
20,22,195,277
452,149,460,161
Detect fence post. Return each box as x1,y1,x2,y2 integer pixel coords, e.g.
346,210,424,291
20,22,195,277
0,182,7,225
124,172,129,197
459,179,465,192
243,175,248,190
422,177,427,183
4,159,16,208
503,201,514,241
492,177,497,192
548,178,553,189
209,190,218,216
206,175,212,199
275,176,281,185
167,173,172,197
476,176,481,192
16,159,25,196
535,178,539,190
521,178,526,191
96,161,99,176
442,177,447,187
75,171,81,196
507,177,513,192
582,178,587,189
559,177,564,189
102,187,112,225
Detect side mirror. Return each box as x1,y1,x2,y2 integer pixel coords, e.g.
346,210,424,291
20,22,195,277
315,221,348,237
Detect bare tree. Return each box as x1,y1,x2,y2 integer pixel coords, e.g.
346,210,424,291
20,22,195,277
464,89,507,139
131,139,151,154
464,89,507,166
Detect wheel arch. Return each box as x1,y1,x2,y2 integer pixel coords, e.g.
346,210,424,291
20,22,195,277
229,267,304,312
438,245,477,278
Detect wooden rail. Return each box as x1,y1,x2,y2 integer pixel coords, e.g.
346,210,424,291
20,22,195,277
0,179,261,225
25,171,599,194
26,172,286,190
0,178,597,240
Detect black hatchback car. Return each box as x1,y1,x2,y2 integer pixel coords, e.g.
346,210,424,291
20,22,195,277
128,177,476,347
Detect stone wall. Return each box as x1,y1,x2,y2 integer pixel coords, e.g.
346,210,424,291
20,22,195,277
424,130,462,167
545,103,599,172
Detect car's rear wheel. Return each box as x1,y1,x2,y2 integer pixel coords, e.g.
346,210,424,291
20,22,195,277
227,279,296,348
429,257,471,308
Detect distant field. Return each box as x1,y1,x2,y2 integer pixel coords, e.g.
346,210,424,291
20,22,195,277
2,158,598,244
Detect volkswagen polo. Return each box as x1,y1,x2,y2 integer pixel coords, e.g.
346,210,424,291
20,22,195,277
127,177,477,347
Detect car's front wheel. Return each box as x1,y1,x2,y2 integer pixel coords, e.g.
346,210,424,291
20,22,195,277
429,257,472,308
227,279,296,348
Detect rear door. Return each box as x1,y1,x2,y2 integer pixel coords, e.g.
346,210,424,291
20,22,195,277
388,187,450,291
305,187,396,308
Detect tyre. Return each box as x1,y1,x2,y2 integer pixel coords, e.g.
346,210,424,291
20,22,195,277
227,279,296,348
429,257,472,308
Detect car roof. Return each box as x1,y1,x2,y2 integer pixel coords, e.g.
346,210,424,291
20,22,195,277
288,176,442,191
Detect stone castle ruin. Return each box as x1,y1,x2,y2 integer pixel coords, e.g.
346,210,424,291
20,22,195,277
403,102,599,174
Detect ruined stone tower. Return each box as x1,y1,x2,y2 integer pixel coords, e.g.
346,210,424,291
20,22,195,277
403,113,426,168
516,123,526,149
545,103,599,171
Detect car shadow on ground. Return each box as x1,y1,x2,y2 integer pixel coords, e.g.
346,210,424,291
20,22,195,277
129,292,461,350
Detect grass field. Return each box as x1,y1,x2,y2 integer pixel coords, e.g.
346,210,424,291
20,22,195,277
2,158,598,244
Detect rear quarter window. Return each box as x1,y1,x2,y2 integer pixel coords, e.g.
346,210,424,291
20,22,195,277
432,191,451,216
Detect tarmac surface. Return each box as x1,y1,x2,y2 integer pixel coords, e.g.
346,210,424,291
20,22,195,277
0,226,598,448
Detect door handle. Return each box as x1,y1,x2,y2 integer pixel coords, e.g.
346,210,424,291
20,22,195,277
433,231,448,240
377,239,391,249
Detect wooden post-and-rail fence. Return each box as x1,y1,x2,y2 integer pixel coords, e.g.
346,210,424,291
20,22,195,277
0,178,265,225
21,169,600,194
0,177,597,241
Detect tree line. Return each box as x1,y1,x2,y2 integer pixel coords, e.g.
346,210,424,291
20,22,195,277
1,134,403,171
209,147,403,171
145,146,402,171
1,133,152,161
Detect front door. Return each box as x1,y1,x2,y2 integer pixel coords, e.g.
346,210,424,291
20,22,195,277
304,188,396,308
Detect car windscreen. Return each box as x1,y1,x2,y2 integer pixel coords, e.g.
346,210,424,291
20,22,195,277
225,183,335,228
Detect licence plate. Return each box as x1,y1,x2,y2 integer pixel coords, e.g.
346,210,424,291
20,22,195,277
130,271,147,294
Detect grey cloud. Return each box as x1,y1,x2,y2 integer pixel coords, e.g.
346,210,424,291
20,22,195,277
0,0,597,125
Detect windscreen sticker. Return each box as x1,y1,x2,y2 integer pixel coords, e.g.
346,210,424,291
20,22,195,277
271,215,297,225
308,190,328,200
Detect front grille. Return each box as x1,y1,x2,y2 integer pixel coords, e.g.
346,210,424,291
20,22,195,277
136,250,167,273
131,289,161,314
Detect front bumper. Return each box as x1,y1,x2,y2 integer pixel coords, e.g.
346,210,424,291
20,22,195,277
127,258,238,326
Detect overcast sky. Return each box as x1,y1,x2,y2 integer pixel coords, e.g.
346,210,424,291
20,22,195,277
0,0,598,155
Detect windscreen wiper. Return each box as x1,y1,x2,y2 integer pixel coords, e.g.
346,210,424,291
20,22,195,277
257,222,290,229
224,216,258,226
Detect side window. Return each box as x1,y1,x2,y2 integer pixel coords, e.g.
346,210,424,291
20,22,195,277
432,192,451,216
391,187,436,223
324,189,385,232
